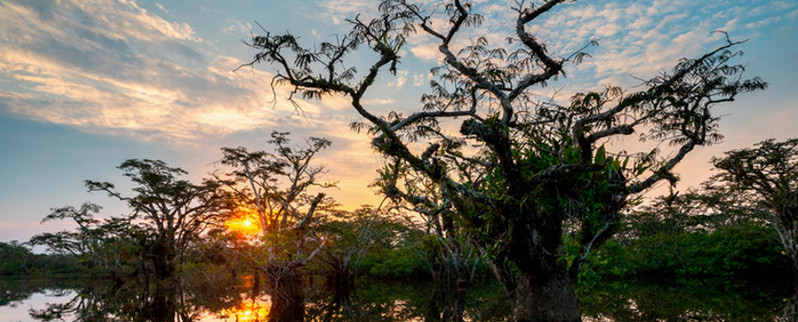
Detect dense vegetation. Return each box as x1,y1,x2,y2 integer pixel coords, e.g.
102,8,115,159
0,241,80,276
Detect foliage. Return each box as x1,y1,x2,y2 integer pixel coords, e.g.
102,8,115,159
582,223,789,279
0,241,81,276
710,138,798,275
356,224,430,279
622,188,761,240
242,0,766,318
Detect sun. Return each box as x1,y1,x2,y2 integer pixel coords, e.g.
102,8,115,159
225,206,261,235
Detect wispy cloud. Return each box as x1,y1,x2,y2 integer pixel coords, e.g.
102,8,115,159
317,0,374,25
0,0,307,142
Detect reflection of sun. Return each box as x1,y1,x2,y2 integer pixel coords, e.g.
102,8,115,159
218,298,270,321
225,206,261,235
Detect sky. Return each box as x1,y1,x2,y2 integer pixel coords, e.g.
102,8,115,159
0,0,796,242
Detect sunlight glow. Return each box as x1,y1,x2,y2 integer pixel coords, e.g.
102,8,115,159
225,206,261,235
218,298,270,322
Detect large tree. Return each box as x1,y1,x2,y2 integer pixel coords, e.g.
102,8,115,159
243,0,765,320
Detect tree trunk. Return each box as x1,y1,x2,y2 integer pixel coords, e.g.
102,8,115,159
322,260,357,321
266,263,305,322
784,280,798,322
511,269,580,322
144,277,178,321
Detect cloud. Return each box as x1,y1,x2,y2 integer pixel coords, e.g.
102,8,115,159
0,0,309,142
223,20,253,36
387,70,409,88
412,73,428,87
410,42,440,62
317,0,374,25
363,98,395,105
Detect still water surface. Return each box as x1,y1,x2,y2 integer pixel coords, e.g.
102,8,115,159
0,276,791,321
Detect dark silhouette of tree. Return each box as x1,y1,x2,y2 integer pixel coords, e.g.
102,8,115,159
85,159,226,282
36,160,227,286
31,203,142,279
242,1,766,319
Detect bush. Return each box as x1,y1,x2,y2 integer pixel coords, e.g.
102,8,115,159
584,223,790,279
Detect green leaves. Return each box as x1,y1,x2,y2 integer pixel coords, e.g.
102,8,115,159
594,145,606,164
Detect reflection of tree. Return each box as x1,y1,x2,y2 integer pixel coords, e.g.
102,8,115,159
579,278,786,321
27,280,177,321
25,273,255,321
0,278,82,308
304,279,510,321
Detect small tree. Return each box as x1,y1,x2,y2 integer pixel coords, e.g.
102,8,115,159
711,138,798,282
32,203,141,278
243,1,765,319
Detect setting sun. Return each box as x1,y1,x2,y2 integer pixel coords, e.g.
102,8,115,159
225,207,261,235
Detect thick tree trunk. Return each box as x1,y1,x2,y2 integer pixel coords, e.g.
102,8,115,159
486,238,581,322
322,260,357,320
511,269,580,322
143,276,178,321
266,263,305,322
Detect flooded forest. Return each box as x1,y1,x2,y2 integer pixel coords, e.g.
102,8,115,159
2,0,797,321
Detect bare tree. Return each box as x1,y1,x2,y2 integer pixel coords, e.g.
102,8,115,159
242,1,765,320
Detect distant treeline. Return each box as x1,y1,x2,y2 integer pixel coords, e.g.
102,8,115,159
0,241,81,276
2,220,790,282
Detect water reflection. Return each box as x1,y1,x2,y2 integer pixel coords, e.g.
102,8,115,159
579,277,790,321
218,298,271,321
1,276,794,321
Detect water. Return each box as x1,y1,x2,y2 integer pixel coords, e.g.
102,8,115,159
0,275,791,321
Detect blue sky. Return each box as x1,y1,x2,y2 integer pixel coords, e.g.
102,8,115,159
0,0,796,242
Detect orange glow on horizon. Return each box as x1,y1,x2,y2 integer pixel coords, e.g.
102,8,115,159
225,206,262,235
